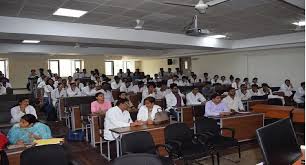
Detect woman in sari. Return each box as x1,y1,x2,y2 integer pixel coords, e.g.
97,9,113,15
7,114,52,145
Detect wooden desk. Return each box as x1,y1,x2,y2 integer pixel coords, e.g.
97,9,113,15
177,106,193,128
90,115,103,147
210,113,264,142
251,104,294,119
110,123,169,157
71,106,82,131
292,109,305,123
5,147,26,165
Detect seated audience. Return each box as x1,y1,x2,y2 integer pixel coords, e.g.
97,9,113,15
167,75,179,87
67,81,82,97
211,75,221,85
203,72,211,83
293,82,305,104
156,81,171,99
120,79,133,93
222,88,244,112
231,78,241,90
152,74,162,83
11,97,37,123
165,83,185,118
131,81,145,93
0,82,6,95
261,83,285,105
179,76,191,86
111,76,122,90
104,99,142,141
220,76,229,85
190,74,200,83
73,68,80,80
98,82,114,103
80,69,90,78
186,88,206,105
280,79,294,97
236,84,251,101
142,82,158,99
117,69,124,78
137,97,162,125
91,92,112,115
242,77,251,88
82,80,97,96
252,77,259,86
75,78,84,90
8,114,52,145
205,93,231,117
229,75,234,84
249,84,264,97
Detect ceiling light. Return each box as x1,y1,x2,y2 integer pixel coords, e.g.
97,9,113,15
22,40,40,43
53,8,87,18
293,21,305,26
207,35,226,39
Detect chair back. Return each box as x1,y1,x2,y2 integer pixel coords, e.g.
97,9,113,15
0,101,18,124
98,114,106,130
112,90,120,100
20,145,69,165
79,104,91,116
164,123,193,143
192,105,205,120
5,88,13,95
155,99,166,110
195,118,220,136
267,98,283,106
129,94,140,109
112,153,163,165
121,131,156,155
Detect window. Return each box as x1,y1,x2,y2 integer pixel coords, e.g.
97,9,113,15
105,61,114,76
48,59,84,77
0,59,8,78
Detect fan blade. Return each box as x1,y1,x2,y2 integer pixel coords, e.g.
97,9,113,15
206,0,229,6
164,1,195,7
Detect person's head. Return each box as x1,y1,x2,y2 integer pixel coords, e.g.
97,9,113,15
39,68,44,73
235,78,240,83
114,76,120,83
136,69,140,73
62,79,67,86
301,82,305,89
204,73,208,77
70,82,76,89
192,74,197,79
144,97,155,109
240,84,247,91
182,76,188,81
83,69,87,73
261,83,269,89
116,98,129,111
147,82,156,93
221,76,226,81
125,80,131,87
168,68,171,72
160,68,164,72
243,78,249,83
119,69,123,73
119,92,127,99
229,75,234,81
172,75,178,80
47,69,52,73
75,78,80,83
41,75,47,82
160,81,167,90
89,80,96,89
213,75,219,80
20,114,38,128
94,69,99,74
76,68,80,73
154,74,158,79
31,69,36,74
95,92,104,102
252,77,258,83
138,81,144,88
127,69,131,73
285,79,291,86
251,84,259,92
146,75,151,79
68,76,73,82
19,97,30,107
211,93,222,104
192,88,199,95
47,78,54,86
90,71,95,76
57,83,64,91
170,83,178,93
228,87,236,97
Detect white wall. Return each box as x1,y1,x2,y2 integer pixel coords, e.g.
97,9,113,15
140,58,180,76
191,47,305,87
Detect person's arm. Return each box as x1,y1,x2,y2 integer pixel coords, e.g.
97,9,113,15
91,102,98,113
107,112,132,128
136,107,145,121
205,102,219,116
238,99,245,111
198,93,206,103
11,108,23,123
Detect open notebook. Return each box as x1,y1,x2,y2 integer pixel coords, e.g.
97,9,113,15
34,138,64,146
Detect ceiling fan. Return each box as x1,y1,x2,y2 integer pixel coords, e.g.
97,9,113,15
184,15,210,36
164,0,231,14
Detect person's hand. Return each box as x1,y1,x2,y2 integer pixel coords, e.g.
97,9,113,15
29,133,41,140
16,140,25,145
220,112,232,116
201,101,207,105
230,109,237,113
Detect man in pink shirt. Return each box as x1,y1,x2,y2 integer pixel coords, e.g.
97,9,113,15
91,92,112,114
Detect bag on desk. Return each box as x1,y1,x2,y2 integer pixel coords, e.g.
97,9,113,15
66,130,85,142
153,111,169,125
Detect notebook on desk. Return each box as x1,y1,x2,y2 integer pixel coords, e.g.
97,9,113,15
34,138,64,146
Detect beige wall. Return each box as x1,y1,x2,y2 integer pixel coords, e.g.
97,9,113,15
0,54,106,88
191,47,305,87
140,58,180,76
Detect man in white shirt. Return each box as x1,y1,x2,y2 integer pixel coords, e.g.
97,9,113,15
280,79,294,97
231,78,241,90
82,81,97,96
211,75,222,85
111,76,122,90
293,82,305,104
104,99,143,141
205,93,231,117
73,68,81,80
156,81,171,99
51,83,67,107
179,76,191,86
190,74,200,83
67,82,82,97
37,75,48,88
152,74,162,83
220,76,230,85
223,87,244,112
165,83,185,120
167,75,180,87
11,98,37,123
80,69,90,78
186,88,206,105
97,82,114,103
203,73,211,83
249,84,264,97
120,80,134,93
131,81,145,94
236,84,251,101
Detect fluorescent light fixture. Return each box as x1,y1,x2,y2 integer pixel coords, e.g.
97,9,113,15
22,40,40,43
293,21,305,26
53,8,87,18
207,35,227,39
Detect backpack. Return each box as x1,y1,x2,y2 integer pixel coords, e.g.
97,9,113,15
66,130,85,142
